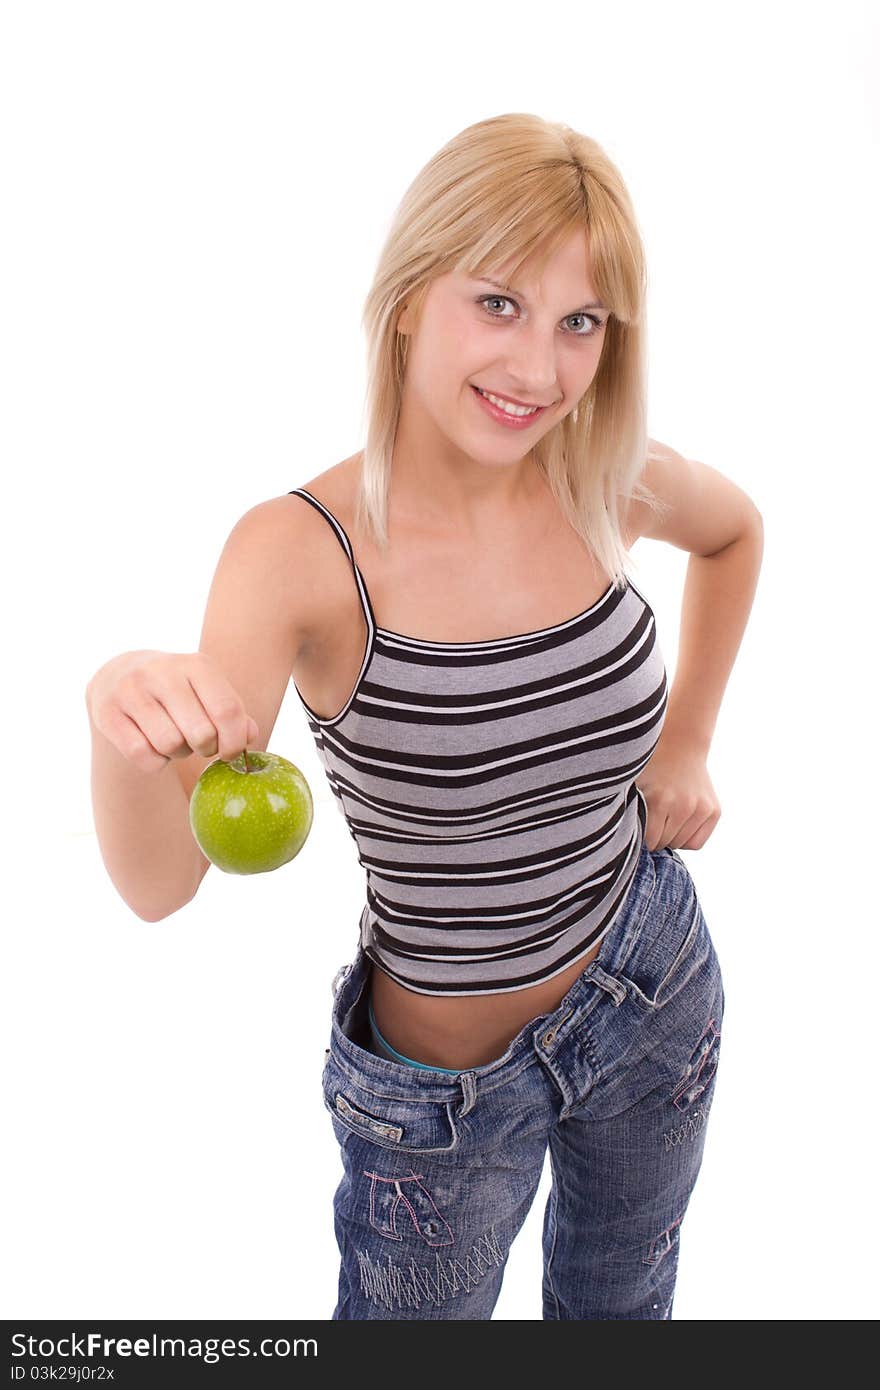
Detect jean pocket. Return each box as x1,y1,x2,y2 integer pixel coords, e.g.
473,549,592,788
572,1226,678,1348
670,1017,721,1111
322,1053,461,1155
654,893,704,1003
620,877,707,1011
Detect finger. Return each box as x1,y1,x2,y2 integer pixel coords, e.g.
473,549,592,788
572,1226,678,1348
645,818,671,853
146,678,224,759
97,703,179,774
675,811,717,852
185,661,252,762
132,688,213,760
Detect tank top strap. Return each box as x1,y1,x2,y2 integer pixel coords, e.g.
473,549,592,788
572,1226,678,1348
287,487,378,632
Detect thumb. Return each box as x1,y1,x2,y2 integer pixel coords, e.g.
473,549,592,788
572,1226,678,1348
246,716,259,744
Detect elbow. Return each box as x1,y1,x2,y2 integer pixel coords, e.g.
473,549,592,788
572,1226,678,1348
130,905,173,924
132,906,173,924
130,893,195,924
734,504,764,550
128,860,206,922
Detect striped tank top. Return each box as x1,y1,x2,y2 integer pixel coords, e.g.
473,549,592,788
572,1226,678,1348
287,487,669,997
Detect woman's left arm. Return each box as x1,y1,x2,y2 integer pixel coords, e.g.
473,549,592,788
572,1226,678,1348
630,442,765,852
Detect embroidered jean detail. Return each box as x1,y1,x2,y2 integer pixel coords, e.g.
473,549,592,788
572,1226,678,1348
365,1169,455,1247
671,1018,720,1112
662,1101,710,1150
356,1225,505,1312
642,1215,683,1267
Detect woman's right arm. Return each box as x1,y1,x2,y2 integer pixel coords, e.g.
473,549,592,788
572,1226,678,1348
85,496,318,922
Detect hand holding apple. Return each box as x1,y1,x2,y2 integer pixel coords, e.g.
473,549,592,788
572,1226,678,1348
189,748,313,874
86,650,261,776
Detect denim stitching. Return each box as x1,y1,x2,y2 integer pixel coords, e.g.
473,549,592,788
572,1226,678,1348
671,1019,720,1112
356,1226,506,1311
642,1214,683,1266
662,1101,710,1150
364,1169,455,1247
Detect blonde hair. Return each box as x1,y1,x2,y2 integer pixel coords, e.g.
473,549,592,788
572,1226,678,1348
355,112,671,589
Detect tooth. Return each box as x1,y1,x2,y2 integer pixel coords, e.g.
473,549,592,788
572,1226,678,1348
478,388,537,416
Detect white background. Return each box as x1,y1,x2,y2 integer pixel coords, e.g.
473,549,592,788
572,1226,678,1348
2,0,877,1322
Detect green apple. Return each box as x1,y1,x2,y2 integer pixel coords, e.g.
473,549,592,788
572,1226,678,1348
189,749,313,874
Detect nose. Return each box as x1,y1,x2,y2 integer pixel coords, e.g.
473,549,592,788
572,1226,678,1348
502,323,560,402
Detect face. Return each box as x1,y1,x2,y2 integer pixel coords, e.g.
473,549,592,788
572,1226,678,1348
395,227,609,471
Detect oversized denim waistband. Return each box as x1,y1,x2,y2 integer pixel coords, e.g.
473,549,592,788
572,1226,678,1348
326,840,667,1105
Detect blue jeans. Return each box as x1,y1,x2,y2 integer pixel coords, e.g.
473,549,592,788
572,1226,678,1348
321,841,725,1320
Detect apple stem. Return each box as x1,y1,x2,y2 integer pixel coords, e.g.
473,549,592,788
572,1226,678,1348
244,748,250,773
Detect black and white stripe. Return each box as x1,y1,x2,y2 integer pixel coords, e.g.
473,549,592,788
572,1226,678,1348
288,487,668,996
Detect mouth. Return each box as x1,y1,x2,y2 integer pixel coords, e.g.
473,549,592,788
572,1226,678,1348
471,384,551,427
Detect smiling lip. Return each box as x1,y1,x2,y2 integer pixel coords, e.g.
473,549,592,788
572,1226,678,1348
473,386,551,408
471,385,549,429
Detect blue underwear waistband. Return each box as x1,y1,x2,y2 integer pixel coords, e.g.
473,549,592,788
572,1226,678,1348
367,995,461,1074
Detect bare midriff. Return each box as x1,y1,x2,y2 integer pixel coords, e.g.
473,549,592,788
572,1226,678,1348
290,452,642,1074
368,939,604,1070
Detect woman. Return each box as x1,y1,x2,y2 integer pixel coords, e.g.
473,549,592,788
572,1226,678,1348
86,113,763,1319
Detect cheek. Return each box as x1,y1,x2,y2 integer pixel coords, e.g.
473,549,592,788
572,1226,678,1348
450,320,482,367
416,320,474,384
571,346,604,388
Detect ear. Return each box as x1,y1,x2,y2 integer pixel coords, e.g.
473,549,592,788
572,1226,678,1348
396,302,412,335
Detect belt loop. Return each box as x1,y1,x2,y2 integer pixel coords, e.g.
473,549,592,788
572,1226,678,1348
331,962,351,998
589,963,628,1007
458,1070,478,1117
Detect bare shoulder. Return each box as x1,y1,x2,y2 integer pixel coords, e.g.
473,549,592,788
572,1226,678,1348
293,451,363,516
204,456,356,662
269,452,365,641
624,438,763,556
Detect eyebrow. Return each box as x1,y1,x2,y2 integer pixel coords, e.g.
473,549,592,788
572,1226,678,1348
474,277,608,313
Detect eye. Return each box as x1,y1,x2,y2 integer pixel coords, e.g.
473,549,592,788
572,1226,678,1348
476,295,604,337
478,294,517,319
564,312,605,336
